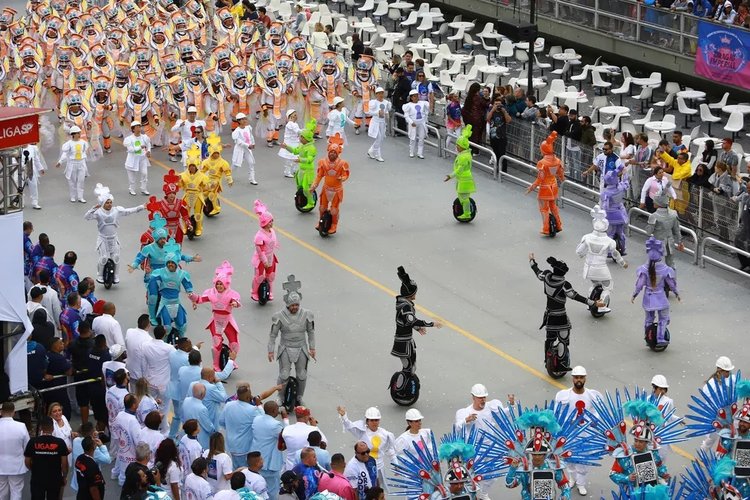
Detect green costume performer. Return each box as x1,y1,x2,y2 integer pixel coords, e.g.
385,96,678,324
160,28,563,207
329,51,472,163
284,119,318,210
444,125,476,220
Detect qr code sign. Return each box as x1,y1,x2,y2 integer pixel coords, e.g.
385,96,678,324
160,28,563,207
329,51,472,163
636,461,658,484
532,478,554,499
735,448,750,467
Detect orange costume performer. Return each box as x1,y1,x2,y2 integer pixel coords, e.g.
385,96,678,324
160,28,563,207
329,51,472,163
312,134,349,235
527,132,565,236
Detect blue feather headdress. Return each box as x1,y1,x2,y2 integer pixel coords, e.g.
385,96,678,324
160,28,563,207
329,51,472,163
607,481,677,500
736,378,750,401
677,449,743,500
685,371,741,438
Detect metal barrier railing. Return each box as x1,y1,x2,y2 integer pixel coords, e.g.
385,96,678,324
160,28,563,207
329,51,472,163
498,155,539,188
391,112,443,158
559,179,601,212
627,206,699,264
699,237,750,278
443,140,498,179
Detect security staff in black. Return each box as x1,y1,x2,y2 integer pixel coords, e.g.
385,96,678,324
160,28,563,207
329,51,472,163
390,266,442,375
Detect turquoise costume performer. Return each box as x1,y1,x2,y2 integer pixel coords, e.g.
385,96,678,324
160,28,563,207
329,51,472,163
283,119,318,211
128,213,200,286
679,450,746,500
444,126,475,221
147,241,197,335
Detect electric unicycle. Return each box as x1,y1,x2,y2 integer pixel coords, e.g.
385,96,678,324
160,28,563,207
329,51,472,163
318,210,333,237
548,213,558,237
186,216,197,240
452,198,477,222
545,344,571,379
102,258,116,289
588,284,609,318
257,279,270,305
203,198,216,217
645,323,670,352
389,370,421,406
295,188,318,213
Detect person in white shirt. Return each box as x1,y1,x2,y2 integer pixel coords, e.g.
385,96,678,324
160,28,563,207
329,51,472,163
344,441,376,500
31,277,61,330
204,432,234,493
54,126,90,203
214,472,247,500
553,365,604,496
136,411,165,467
92,302,125,347
141,325,176,417
184,456,215,499
103,345,128,388
0,402,30,500
454,383,515,434
243,451,269,498
170,105,207,165
23,143,48,210
338,405,395,487
401,90,429,159
279,110,301,178
124,314,152,381
113,394,143,486
180,419,205,482
26,287,48,319
282,406,329,470
231,113,257,184
365,87,391,162
326,97,356,146
123,121,152,195
394,408,431,457
700,356,738,453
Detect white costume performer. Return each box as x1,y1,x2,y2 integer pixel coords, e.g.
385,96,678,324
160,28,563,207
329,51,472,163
84,184,145,283
366,90,391,162
23,144,48,209
340,407,396,487
575,205,627,314
268,275,315,405
57,127,90,203
123,122,152,195
402,91,429,159
325,98,355,145
231,114,257,183
278,111,301,178
170,106,206,166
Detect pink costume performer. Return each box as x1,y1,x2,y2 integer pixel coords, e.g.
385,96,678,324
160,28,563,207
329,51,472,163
193,260,241,371
252,199,279,302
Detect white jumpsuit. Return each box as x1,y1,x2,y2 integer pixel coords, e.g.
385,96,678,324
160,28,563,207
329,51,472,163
366,99,391,161
402,101,430,157
84,204,145,282
58,139,90,202
123,133,152,193
575,230,625,311
278,121,301,177
232,125,256,182
23,144,48,208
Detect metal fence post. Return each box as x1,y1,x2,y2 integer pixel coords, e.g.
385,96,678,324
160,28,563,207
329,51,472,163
594,0,599,30
636,2,642,42
679,14,685,54
697,187,704,230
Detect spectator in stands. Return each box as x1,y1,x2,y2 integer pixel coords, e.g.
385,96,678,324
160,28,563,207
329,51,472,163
0,402,30,500
660,149,692,215
719,138,740,176
697,139,718,172
520,96,538,121
24,416,69,500
391,67,412,134
351,33,364,62
462,83,490,156
710,162,734,240
640,166,675,212
43,337,73,418
487,95,511,173
69,321,94,424
400,50,413,69
718,0,737,22
565,109,583,174
324,25,335,50
34,270,61,330
732,178,750,271
404,61,416,83
689,163,714,191
629,133,655,203
506,88,527,117
412,71,435,112
311,23,329,52
583,141,625,186
547,104,570,136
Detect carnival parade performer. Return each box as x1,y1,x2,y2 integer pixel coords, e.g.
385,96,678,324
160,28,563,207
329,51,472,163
529,254,602,373
170,105,206,165
444,126,476,221
84,184,145,284
311,134,349,235
193,261,242,371
600,170,629,255
282,119,318,211
631,237,680,348
279,109,301,178
268,274,315,406
231,113,257,185
179,145,210,237
55,126,90,203
147,241,196,335
251,199,279,302
123,120,152,196
325,97,355,145
402,89,429,159
150,169,193,244
391,266,442,378
23,142,49,210
365,87,390,162
128,220,201,286
646,184,684,270
575,206,627,315
526,132,565,236
201,133,233,216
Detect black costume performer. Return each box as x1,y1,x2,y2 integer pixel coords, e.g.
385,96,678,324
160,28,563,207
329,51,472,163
390,266,437,375
530,256,597,372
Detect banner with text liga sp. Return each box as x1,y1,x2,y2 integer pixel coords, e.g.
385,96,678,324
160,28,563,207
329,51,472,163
695,21,750,90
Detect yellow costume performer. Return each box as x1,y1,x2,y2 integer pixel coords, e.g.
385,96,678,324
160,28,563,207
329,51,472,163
179,145,210,237
201,134,233,216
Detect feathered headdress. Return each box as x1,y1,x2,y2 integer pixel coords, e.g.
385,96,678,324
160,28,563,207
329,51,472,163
254,199,273,228
456,125,472,150
300,118,317,142
94,183,113,204
540,131,558,155
736,378,750,401
678,449,742,500
686,371,742,438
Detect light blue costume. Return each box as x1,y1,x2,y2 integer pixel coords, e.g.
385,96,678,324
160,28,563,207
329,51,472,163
252,413,286,500
221,399,264,469
146,243,195,334
130,215,196,285
182,396,215,449
167,348,190,438
505,462,571,500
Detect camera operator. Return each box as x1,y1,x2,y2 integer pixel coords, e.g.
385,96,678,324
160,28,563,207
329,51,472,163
547,104,570,135
487,95,512,173
121,442,163,500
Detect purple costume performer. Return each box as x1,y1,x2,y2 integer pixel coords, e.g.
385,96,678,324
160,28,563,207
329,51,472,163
632,237,680,346
600,170,629,255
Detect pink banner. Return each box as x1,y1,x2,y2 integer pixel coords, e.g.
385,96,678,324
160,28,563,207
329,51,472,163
695,21,750,90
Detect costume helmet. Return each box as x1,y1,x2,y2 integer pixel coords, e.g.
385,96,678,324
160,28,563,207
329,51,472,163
185,144,202,168
365,407,381,419
397,266,418,296
645,236,664,262
282,275,303,306
546,256,569,276
524,437,551,455
207,133,222,156
630,424,654,442
651,374,669,388
456,125,472,151
94,183,113,204
163,169,180,195
327,134,344,156
603,169,619,188
213,261,234,288
150,213,169,241
736,404,750,424
300,119,317,142
590,204,609,232
540,131,558,155
405,408,424,421
254,199,273,228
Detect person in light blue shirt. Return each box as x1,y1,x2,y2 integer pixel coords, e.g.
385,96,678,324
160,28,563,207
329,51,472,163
221,382,281,469
292,431,331,471
188,366,233,429
252,401,289,500
182,383,215,449
70,422,111,492
167,337,194,439
178,349,235,402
